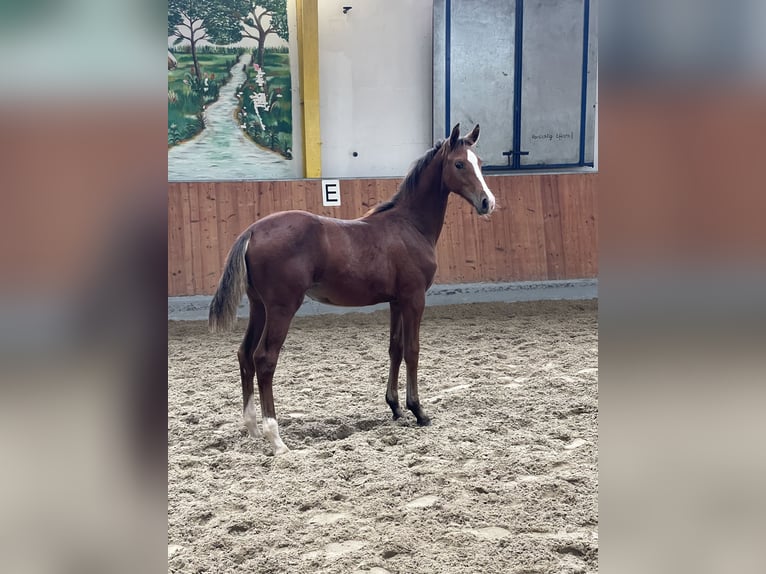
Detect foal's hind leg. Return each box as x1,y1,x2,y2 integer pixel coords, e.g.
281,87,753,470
254,302,299,455
386,302,404,419
238,299,266,438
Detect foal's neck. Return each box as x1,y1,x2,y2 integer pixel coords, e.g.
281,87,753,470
400,152,449,244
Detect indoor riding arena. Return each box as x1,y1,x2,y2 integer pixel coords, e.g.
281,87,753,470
169,1,598,573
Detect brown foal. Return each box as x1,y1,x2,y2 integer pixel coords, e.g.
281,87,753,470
209,124,495,455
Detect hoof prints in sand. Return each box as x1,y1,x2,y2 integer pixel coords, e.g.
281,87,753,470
169,300,598,573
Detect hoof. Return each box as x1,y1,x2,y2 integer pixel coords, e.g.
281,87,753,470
274,444,290,456
416,415,432,427
387,399,403,420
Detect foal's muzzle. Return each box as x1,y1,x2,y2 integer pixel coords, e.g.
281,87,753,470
476,193,495,216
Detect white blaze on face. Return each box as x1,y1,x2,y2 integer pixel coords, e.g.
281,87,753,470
466,149,496,212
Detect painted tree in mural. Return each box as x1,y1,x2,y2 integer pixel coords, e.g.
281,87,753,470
240,0,289,68
168,0,248,81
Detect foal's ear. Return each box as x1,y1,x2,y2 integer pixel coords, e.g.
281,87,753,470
449,123,461,149
465,124,480,145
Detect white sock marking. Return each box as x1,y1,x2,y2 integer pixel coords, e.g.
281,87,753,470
466,149,496,212
243,396,260,438
263,417,289,455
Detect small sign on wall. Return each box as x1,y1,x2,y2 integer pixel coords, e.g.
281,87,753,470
322,179,341,206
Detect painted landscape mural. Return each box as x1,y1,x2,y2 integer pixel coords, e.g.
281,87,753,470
168,0,298,181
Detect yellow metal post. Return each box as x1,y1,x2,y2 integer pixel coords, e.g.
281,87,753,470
296,0,321,178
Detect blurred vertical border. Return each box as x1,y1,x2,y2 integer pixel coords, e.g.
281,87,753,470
0,1,168,572
600,0,766,572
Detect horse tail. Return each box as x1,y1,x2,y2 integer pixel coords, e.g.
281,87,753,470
209,230,251,333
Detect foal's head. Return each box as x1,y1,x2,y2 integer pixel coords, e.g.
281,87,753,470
441,124,496,216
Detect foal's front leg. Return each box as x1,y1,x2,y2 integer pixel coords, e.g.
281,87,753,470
401,295,431,426
386,302,404,419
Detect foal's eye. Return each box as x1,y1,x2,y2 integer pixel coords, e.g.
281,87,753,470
455,161,465,169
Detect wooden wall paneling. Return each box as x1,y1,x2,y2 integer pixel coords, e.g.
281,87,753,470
266,180,276,212
507,177,546,282
452,202,470,281
215,183,237,270
271,181,280,215
313,180,327,216
356,179,370,217
559,180,580,278
313,179,326,216
273,180,282,215
359,179,370,217
293,180,305,212
360,179,372,213
215,183,228,291
187,183,204,294
167,186,178,294
560,174,597,278
338,178,353,218
361,179,378,213
306,179,323,216
439,202,460,282
540,175,565,280
480,186,500,281
510,182,527,282
495,185,514,281
283,180,296,212
289,180,302,212
267,181,278,219
457,199,475,283
286,181,301,214
291,179,308,214
346,179,360,218
371,179,398,213
272,180,287,215
474,210,490,281
274,180,285,213
582,175,598,276
504,180,527,282
485,176,509,282
254,184,264,220
476,216,494,281
492,212,506,281
283,180,297,212
202,183,222,293
447,206,462,281
463,201,480,281
179,183,195,294
236,182,256,237
167,173,596,296
530,177,550,280
167,185,182,295
451,204,465,281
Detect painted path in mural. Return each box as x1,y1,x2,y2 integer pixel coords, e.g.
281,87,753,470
168,53,295,181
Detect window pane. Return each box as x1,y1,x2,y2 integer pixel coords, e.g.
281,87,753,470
520,0,586,166
434,0,516,168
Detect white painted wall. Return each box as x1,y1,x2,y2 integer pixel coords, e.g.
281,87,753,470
318,0,434,178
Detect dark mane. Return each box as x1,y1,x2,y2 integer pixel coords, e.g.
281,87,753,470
366,139,446,215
